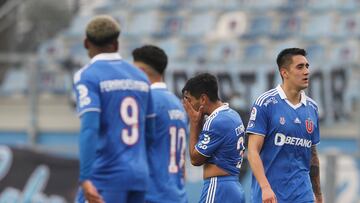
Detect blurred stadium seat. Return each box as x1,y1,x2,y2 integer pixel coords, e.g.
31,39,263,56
0,68,27,96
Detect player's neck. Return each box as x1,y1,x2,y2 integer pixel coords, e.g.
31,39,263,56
281,83,301,105
206,101,224,115
149,76,163,84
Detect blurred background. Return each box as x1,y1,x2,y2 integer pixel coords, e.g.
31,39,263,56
0,0,359,202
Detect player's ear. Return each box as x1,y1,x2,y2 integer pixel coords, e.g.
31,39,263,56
113,40,119,51
280,67,288,79
200,94,208,105
84,38,89,50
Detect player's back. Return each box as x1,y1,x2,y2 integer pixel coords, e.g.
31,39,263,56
146,83,188,203
80,59,151,191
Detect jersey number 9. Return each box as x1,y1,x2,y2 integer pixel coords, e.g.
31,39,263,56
120,97,139,145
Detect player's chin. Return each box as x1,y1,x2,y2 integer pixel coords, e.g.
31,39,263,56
300,83,309,89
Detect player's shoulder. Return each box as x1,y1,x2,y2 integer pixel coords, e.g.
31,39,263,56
254,88,279,107
73,64,95,84
305,95,318,111
152,85,182,104
122,60,149,81
203,108,234,131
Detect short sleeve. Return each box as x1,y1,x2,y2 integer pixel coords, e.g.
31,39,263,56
312,111,320,145
246,104,268,137
195,127,224,157
73,72,101,117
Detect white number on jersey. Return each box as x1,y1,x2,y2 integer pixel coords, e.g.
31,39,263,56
120,97,139,145
236,136,245,169
168,126,186,173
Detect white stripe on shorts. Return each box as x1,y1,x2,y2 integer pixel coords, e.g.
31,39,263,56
205,178,214,203
206,177,217,203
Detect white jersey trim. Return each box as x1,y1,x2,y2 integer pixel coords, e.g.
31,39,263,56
312,141,320,146
203,103,229,131
90,52,122,64
151,82,167,89
246,131,266,137
195,146,211,157
74,53,122,84
276,84,307,107
77,108,101,117
306,96,318,106
255,89,277,106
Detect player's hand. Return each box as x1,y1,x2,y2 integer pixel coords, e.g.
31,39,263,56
182,98,204,126
81,180,104,203
262,185,277,203
314,194,323,203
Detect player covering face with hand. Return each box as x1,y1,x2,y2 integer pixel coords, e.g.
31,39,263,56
182,73,246,203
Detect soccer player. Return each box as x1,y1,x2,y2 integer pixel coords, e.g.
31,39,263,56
182,73,246,203
246,48,322,203
132,45,188,203
73,15,153,203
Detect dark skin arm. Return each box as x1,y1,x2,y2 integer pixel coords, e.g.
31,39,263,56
310,145,323,203
182,98,208,166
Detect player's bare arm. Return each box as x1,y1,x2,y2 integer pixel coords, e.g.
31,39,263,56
182,97,207,166
248,134,277,203
310,145,323,203
81,180,104,203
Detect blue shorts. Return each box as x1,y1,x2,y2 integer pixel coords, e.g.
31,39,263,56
199,176,245,203
76,188,145,203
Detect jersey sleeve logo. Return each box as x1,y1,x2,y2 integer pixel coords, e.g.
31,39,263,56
247,121,255,128
197,134,210,150
235,124,245,136
305,118,314,134
263,97,278,106
201,134,210,145
250,107,257,121
76,84,91,108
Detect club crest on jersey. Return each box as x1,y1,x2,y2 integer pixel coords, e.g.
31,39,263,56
305,119,314,133
279,117,286,125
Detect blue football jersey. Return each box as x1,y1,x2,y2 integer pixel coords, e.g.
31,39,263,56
195,104,246,176
246,85,320,203
145,82,188,203
73,53,153,191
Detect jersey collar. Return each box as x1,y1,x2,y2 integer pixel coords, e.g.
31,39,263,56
90,52,122,64
276,84,307,107
208,103,229,118
151,82,167,89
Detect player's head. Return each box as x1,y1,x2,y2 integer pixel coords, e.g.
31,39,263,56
84,15,120,58
182,73,220,111
132,45,168,83
276,48,309,90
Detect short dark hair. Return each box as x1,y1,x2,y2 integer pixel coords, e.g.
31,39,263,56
86,15,120,47
132,45,168,74
276,48,307,70
182,73,219,102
